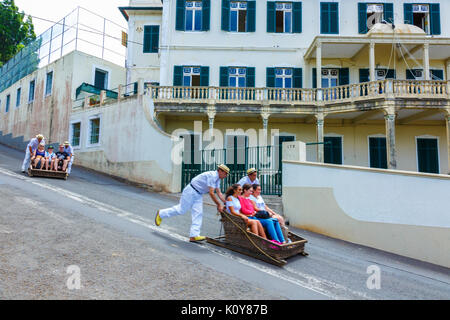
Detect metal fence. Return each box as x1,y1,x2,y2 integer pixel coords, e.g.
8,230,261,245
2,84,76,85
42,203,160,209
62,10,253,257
0,7,127,93
181,145,285,196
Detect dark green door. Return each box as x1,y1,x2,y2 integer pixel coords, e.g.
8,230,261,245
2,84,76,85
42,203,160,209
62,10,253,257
369,137,387,169
181,134,201,189
226,135,248,182
417,138,439,174
324,136,342,165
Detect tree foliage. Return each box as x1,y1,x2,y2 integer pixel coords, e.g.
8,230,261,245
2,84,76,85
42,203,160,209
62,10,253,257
0,0,36,67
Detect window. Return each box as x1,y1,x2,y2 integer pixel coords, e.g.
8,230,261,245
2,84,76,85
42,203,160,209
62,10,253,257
185,1,203,31
417,137,439,174
359,3,394,33
320,2,339,34
406,69,444,80
176,0,210,31
45,71,53,96
267,2,301,33
173,66,209,87
324,136,343,165
228,67,246,87
89,117,100,145
369,137,387,169
222,1,255,32
143,25,160,53
275,68,293,88
183,67,201,86
16,88,21,107
5,94,10,112
404,3,440,35
276,3,292,33
230,2,247,32
94,68,108,90
321,69,339,88
29,80,35,102
71,122,81,147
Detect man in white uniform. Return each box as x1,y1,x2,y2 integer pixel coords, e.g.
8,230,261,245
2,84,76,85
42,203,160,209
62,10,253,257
63,141,74,174
155,164,230,242
237,168,259,186
22,134,45,173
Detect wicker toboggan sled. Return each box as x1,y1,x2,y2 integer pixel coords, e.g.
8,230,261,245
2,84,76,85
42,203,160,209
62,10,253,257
206,210,308,267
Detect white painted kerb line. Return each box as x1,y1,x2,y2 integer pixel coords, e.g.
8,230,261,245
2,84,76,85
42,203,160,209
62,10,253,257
0,167,372,300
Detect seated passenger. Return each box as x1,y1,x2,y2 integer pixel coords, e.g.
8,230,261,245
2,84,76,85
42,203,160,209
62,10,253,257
53,144,70,172
240,184,286,244
31,142,46,169
225,184,267,239
44,146,56,170
251,184,287,230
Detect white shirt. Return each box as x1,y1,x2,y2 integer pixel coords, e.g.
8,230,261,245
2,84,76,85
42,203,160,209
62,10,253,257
190,170,221,194
64,145,74,156
237,176,259,186
45,151,56,159
250,195,266,211
27,138,45,152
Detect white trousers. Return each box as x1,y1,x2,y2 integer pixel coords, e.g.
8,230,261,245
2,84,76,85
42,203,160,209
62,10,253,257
159,185,204,237
67,156,74,174
22,149,31,171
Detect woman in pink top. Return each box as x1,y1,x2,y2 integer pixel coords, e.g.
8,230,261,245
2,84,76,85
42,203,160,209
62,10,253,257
239,184,286,244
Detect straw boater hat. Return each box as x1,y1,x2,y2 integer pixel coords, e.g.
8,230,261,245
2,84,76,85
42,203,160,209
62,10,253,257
217,164,230,174
247,168,257,175
36,134,44,140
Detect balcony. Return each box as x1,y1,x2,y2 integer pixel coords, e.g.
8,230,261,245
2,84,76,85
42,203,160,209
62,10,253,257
149,80,450,114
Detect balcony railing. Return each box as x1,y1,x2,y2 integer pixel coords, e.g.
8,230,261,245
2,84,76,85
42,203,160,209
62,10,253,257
148,80,449,106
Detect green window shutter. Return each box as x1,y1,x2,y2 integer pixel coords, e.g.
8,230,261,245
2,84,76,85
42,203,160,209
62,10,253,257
330,3,339,34
321,2,339,34
358,3,368,34
150,26,160,53
384,3,394,23
219,66,229,87
292,2,302,33
200,66,209,86
431,69,444,81
247,1,256,32
320,3,329,34
404,3,413,25
176,0,186,31
312,68,317,89
266,67,275,87
221,0,230,31
293,68,303,88
386,69,396,79
324,136,342,165
359,69,370,83
173,66,183,86
202,0,211,31
246,67,255,87
267,2,276,33
417,138,439,174
339,68,349,85
430,4,441,35
144,26,159,53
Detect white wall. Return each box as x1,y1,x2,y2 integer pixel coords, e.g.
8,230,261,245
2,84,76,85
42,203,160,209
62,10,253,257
70,90,181,192
282,158,450,267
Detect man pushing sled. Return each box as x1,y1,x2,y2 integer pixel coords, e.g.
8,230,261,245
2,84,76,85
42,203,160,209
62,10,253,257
155,164,230,242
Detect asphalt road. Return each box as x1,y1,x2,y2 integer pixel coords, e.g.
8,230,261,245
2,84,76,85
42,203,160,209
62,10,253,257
0,143,449,300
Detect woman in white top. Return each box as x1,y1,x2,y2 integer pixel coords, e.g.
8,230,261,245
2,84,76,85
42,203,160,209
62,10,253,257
225,184,266,238
250,184,287,229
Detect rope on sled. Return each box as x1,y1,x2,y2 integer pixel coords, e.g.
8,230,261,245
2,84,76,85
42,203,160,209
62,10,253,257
220,211,283,265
